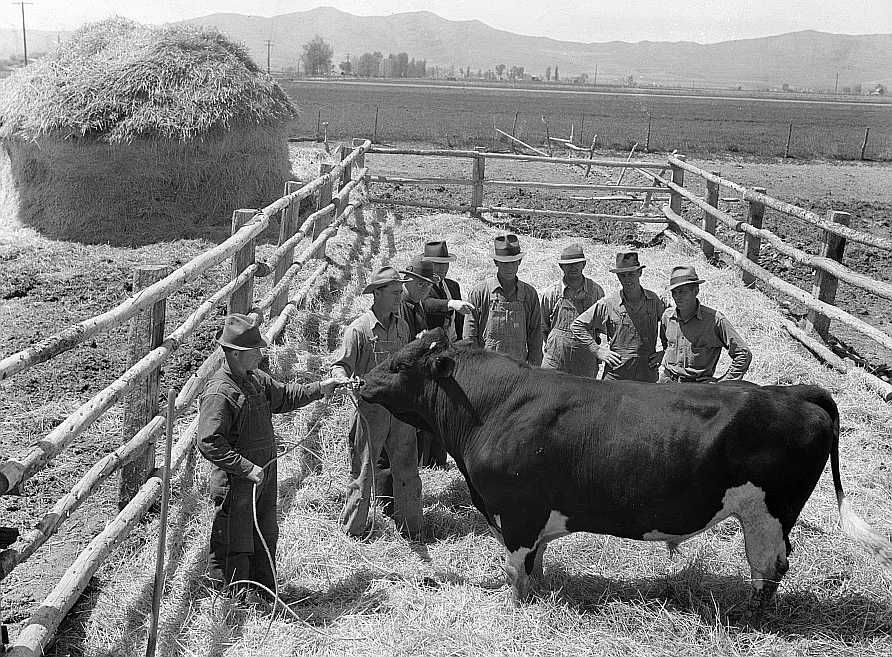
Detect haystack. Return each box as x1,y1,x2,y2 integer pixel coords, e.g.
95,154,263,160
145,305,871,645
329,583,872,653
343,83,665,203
0,18,297,244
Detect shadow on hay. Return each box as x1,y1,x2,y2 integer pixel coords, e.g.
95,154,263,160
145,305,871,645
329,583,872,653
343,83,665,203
278,567,390,625
545,560,892,639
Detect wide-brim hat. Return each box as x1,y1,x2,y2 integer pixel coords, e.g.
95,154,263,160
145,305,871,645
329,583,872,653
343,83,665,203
422,240,456,263
493,233,524,262
667,265,706,291
610,251,645,273
362,266,412,294
400,255,442,285
216,313,268,350
557,242,586,265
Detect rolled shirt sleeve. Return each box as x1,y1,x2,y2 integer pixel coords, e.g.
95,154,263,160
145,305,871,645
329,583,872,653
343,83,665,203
331,325,364,379
715,314,752,381
196,393,256,478
464,286,486,342
570,301,605,356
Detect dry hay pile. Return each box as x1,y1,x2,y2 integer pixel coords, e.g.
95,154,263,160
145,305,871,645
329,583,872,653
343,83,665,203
0,18,297,245
75,212,892,657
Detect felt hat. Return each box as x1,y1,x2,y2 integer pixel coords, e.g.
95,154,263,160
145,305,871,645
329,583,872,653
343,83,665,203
609,251,645,273
493,234,524,262
422,240,456,263
361,266,411,294
216,314,268,350
557,242,587,265
667,265,707,291
400,255,442,285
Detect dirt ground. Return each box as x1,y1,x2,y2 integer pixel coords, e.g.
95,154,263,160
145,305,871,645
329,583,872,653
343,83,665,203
0,143,890,648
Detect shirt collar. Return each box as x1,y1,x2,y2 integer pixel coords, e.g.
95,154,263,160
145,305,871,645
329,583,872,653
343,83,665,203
673,302,703,323
366,307,397,330
487,275,523,295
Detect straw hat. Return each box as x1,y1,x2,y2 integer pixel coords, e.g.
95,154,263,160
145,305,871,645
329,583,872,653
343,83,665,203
667,265,707,291
216,314,268,350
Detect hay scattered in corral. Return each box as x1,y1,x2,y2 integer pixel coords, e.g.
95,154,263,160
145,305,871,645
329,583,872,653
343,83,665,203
0,18,298,244
79,211,892,657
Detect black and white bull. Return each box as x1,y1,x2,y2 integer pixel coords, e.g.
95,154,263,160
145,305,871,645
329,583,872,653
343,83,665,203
359,329,892,604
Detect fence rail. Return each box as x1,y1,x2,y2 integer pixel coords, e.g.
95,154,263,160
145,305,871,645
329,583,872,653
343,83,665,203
0,140,373,657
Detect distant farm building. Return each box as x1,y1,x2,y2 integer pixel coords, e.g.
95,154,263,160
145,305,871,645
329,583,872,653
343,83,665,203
0,19,297,244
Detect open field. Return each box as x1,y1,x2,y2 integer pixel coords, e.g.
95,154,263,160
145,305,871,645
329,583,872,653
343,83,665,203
0,144,890,655
282,80,892,160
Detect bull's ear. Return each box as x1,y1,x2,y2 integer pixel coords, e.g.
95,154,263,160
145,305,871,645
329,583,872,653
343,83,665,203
431,356,455,380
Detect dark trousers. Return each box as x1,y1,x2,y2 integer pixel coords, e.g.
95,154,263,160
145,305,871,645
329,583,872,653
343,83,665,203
417,429,447,468
207,460,278,593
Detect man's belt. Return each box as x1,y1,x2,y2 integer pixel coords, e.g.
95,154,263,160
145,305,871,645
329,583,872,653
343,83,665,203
664,370,715,383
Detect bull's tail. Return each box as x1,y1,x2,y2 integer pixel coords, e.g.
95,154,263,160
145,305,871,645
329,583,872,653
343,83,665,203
816,389,892,568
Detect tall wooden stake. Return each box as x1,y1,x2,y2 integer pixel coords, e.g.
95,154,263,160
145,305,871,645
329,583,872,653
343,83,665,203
742,187,767,287
803,211,852,339
784,122,793,158
119,264,169,509
860,127,870,160
669,154,686,217
701,171,720,259
228,210,256,315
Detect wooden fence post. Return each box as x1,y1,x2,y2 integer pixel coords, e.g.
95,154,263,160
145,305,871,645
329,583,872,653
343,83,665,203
701,171,720,259
119,264,169,509
338,144,352,192
373,106,379,143
272,182,301,318
742,187,767,287
784,122,793,158
315,163,335,256
645,116,652,152
229,209,256,315
860,127,870,160
803,211,852,340
669,155,686,216
510,111,519,153
470,152,486,218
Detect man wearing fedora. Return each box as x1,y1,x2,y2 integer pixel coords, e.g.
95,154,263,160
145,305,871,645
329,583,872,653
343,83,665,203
399,254,440,338
571,251,665,382
421,240,475,341
465,234,543,366
331,266,423,539
658,265,752,383
540,242,605,376
197,313,343,601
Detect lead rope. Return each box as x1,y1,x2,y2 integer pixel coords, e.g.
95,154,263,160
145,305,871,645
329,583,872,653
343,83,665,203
222,377,368,642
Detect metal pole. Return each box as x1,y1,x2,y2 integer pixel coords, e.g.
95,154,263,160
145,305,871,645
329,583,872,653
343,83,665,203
145,389,175,657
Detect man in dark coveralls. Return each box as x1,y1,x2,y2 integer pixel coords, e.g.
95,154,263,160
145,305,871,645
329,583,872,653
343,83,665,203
197,313,342,600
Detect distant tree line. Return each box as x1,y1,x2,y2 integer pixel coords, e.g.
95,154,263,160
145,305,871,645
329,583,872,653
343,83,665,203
345,51,427,78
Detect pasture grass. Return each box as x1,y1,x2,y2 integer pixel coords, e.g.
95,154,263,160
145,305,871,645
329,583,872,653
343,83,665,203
77,210,892,656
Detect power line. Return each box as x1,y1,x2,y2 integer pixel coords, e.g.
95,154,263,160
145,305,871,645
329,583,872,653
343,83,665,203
11,2,32,66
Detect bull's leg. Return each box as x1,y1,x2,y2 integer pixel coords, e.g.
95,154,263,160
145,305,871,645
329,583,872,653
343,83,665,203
736,506,788,615
504,545,534,602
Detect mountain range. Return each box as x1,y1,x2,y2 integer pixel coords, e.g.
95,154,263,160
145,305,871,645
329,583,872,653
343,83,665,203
2,7,890,90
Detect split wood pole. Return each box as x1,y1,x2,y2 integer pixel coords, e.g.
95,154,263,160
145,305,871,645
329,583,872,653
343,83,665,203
272,182,302,318
701,171,721,259
860,127,870,160
579,115,585,145
645,116,652,152
542,116,553,156
585,135,597,178
510,111,519,153
119,264,169,509
145,389,175,657
784,122,793,158
669,155,686,216
316,109,321,140
742,187,767,287
373,106,379,143
315,164,335,255
338,144,352,192
471,152,486,218
228,209,257,315
803,211,852,339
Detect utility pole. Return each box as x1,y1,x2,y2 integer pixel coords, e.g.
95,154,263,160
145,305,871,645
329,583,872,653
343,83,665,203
12,2,32,66
265,40,273,75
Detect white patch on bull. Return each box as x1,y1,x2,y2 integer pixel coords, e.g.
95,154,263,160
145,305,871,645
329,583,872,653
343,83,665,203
502,510,572,599
643,481,786,591
493,514,502,530
537,510,571,544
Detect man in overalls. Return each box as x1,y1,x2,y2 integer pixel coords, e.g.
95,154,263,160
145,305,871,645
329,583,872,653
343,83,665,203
540,243,605,376
197,314,343,600
464,234,543,366
570,252,665,382
332,266,423,539
421,240,475,342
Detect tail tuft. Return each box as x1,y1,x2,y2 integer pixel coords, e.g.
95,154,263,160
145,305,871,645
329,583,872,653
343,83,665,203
839,498,892,569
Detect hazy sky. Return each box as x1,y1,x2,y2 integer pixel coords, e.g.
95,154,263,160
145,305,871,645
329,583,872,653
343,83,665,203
2,1,891,43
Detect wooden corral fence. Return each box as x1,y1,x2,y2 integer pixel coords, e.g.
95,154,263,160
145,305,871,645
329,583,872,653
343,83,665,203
0,140,373,656
365,144,892,401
